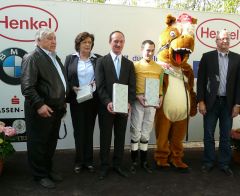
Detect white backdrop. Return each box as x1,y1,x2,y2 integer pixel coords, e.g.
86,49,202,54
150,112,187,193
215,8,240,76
1,0,240,151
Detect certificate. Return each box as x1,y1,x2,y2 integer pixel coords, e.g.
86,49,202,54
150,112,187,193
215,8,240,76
144,78,160,107
76,85,93,104
113,83,128,113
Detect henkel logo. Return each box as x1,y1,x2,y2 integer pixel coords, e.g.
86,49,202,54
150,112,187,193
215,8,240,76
0,5,58,42
196,18,240,49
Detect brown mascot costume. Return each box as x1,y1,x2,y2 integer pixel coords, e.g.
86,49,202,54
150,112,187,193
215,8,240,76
154,13,197,172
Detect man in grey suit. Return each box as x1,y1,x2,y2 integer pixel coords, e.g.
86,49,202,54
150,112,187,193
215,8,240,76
197,29,240,176
95,31,136,179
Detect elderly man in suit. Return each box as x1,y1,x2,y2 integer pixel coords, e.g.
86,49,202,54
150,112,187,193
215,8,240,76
197,29,240,176
95,31,136,179
21,28,69,188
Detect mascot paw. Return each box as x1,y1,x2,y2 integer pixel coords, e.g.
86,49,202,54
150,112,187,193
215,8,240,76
155,160,171,169
171,159,189,169
171,160,190,173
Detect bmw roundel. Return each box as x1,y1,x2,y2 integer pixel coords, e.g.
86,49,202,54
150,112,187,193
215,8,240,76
0,48,27,85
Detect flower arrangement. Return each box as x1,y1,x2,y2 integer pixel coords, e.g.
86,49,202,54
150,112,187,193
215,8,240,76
0,121,17,161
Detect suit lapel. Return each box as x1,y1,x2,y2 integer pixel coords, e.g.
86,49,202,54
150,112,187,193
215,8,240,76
107,53,119,80
71,56,80,88
57,56,69,93
37,47,55,66
119,56,126,81
72,56,79,78
226,52,233,81
37,46,60,75
90,55,97,71
213,50,219,76
37,47,69,92
57,56,67,81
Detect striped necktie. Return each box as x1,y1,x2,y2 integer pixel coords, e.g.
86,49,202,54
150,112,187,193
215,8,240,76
218,52,228,96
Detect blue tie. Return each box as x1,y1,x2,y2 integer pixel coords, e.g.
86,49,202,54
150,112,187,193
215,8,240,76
114,56,121,79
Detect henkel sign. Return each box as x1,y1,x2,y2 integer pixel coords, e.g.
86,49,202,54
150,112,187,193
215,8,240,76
196,18,240,49
0,5,58,42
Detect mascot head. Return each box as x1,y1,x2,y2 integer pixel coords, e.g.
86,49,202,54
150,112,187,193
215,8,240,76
157,14,180,63
157,13,197,68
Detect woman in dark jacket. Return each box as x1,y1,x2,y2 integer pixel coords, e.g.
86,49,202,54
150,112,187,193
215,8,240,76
64,32,101,173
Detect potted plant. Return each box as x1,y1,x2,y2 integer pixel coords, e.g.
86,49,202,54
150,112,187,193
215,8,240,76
0,121,17,175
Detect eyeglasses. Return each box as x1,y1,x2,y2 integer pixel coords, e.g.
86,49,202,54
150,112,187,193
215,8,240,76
217,38,230,42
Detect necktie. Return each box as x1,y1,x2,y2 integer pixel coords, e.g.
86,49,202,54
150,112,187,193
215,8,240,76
218,53,228,96
114,56,121,79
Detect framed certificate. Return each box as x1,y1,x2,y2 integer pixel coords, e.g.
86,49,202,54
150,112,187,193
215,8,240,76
113,83,128,113
76,85,93,104
144,78,160,107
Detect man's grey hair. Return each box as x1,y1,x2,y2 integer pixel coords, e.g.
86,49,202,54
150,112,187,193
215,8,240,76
35,27,55,44
216,29,230,41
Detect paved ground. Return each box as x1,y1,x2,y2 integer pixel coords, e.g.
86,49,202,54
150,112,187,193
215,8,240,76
1,148,240,196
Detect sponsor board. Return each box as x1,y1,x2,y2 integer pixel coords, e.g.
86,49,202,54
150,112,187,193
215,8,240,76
0,4,58,42
196,18,240,49
0,48,27,85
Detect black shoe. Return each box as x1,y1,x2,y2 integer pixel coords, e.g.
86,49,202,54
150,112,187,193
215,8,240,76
74,164,83,174
220,167,233,176
38,178,56,189
141,162,152,173
49,171,63,182
86,165,95,173
99,169,108,180
130,162,138,174
113,167,128,178
201,165,213,173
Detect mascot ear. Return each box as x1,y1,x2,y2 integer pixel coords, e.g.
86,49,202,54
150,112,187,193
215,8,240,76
192,18,197,24
166,14,176,26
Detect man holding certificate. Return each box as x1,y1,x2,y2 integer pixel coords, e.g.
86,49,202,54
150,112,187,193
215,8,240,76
130,40,163,174
95,31,136,180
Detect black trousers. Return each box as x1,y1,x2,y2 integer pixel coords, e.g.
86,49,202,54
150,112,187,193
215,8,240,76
98,105,128,170
25,101,65,180
70,96,98,166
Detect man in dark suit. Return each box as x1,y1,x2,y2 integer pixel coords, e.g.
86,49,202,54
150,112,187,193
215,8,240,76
21,28,69,188
95,31,136,179
197,29,240,176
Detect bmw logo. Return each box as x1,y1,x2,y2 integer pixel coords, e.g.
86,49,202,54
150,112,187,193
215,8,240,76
0,48,27,85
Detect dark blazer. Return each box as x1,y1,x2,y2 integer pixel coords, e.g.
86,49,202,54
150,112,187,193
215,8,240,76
95,53,136,106
197,50,240,113
64,53,101,104
21,46,69,110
